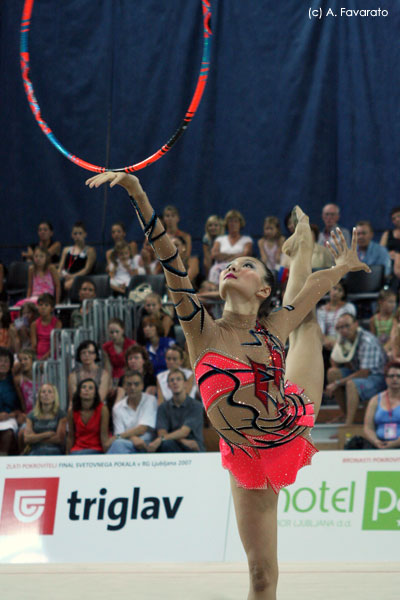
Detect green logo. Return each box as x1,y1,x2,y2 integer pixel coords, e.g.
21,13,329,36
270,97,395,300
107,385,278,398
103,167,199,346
362,472,400,530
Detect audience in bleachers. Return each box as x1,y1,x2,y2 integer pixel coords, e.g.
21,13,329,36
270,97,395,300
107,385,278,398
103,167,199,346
157,345,197,404
142,315,175,375
58,221,96,293
318,204,351,248
70,278,97,328
68,340,111,405
0,301,18,353
148,368,204,453
102,318,136,383
208,209,253,284
67,378,109,455
0,348,21,455
23,383,66,456
326,313,387,425
107,241,139,295
105,221,138,269
21,221,61,265
107,370,157,454
202,215,223,277
30,293,62,360
162,205,192,257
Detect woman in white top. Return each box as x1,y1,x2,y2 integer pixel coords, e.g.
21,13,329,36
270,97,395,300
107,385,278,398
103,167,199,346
208,209,253,284
156,345,197,404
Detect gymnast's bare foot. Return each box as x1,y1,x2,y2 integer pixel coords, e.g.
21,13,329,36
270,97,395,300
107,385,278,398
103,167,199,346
282,206,313,257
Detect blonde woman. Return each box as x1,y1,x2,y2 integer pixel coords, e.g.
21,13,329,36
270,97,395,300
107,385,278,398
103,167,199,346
23,383,66,455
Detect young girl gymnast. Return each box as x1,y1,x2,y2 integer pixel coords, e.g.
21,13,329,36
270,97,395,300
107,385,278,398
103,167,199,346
86,171,369,600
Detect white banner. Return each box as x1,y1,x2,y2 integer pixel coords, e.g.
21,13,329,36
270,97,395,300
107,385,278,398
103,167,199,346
0,451,399,563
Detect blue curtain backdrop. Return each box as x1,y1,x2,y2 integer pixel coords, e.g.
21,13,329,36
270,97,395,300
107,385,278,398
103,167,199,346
1,0,399,264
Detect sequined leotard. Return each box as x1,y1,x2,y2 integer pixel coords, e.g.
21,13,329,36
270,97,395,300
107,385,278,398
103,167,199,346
129,190,342,492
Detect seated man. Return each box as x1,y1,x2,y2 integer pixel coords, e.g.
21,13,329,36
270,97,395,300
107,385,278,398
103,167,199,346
148,368,205,453
318,203,351,249
356,221,391,278
70,278,97,329
326,313,387,425
107,370,157,454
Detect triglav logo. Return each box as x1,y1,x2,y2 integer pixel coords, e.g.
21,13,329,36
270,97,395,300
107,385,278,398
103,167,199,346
0,478,59,535
362,472,400,531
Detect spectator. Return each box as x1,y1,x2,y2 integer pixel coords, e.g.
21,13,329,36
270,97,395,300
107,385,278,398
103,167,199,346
318,204,351,248
208,209,253,285
363,361,400,449
30,293,62,360
171,235,200,286
14,302,38,350
107,241,139,295
102,318,136,383
310,224,333,269
369,289,397,355
258,216,285,271
136,292,174,345
326,313,387,425
202,215,223,277
157,345,196,404
107,371,157,454
115,345,157,401
356,221,391,278
0,348,21,455
148,368,204,453
15,247,61,308
162,205,192,257
23,383,66,455
0,302,18,353
21,221,61,264
380,206,400,257
142,315,174,375
68,340,111,404
67,378,109,455
317,281,356,352
105,221,138,269
14,348,35,415
134,238,162,275
58,221,96,293
70,278,97,329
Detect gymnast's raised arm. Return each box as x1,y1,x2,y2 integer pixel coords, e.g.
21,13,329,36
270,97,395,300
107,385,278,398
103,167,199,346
86,172,215,358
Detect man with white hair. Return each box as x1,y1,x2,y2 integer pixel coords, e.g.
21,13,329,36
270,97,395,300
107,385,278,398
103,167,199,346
318,203,351,248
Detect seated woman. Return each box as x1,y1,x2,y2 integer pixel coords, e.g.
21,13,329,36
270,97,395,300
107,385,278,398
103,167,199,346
136,292,174,345
67,378,110,455
363,361,400,449
202,214,223,278
23,383,66,456
142,315,175,375
316,280,356,352
21,220,61,264
58,221,96,293
0,302,18,353
156,344,197,404
0,348,21,455
68,340,111,405
102,318,136,384
208,209,253,284
70,278,97,329
105,221,138,270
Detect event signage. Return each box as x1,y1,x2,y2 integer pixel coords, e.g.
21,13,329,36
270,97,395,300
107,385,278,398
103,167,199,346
0,451,398,563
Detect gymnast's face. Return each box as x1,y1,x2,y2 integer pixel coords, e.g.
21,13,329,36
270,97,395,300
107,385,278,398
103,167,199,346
219,257,271,302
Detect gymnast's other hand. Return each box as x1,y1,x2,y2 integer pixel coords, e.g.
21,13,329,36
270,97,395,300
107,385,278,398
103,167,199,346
85,172,143,197
327,227,371,273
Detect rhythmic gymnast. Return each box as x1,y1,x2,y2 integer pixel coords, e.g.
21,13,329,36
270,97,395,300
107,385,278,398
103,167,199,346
86,172,369,600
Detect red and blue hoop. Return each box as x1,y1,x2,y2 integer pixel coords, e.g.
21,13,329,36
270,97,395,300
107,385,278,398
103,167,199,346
20,0,212,173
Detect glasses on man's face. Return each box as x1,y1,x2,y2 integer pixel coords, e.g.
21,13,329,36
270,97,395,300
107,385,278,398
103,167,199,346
386,373,400,379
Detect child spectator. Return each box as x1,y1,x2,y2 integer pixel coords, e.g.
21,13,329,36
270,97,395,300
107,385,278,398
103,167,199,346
70,278,97,328
0,348,21,455
137,292,174,345
14,302,39,350
30,294,62,360
0,302,18,353
107,371,157,454
258,216,285,271
14,348,35,415
23,383,66,455
16,247,60,308
67,378,109,455
105,222,138,269
369,289,397,354
58,221,96,293
162,205,192,257
107,241,138,295
102,318,136,384
68,340,111,404
21,221,61,264
202,215,223,277
157,345,196,404
142,315,174,375
148,368,204,453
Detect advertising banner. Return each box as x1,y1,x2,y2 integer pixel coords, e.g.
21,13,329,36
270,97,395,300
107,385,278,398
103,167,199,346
0,451,399,564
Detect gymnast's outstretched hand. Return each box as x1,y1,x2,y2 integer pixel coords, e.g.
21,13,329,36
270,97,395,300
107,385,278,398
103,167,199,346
327,227,371,273
85,172,142,197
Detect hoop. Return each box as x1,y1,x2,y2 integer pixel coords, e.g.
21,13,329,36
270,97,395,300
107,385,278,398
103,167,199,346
20,0,212,173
